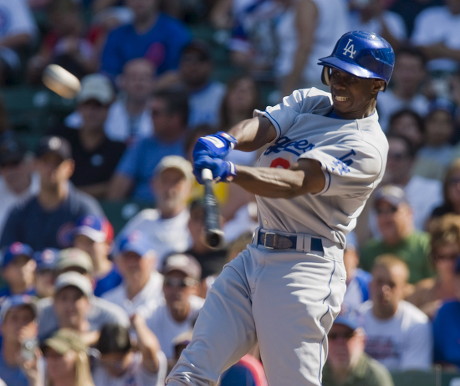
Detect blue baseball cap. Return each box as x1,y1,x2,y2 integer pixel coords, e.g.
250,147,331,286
333,308,362,331
0,294,37,322
117,231,153,257
74,215,114,243
34,248,60,271
1,242,34,269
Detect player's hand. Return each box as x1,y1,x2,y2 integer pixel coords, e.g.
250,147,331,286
193,131,237,161
194,155,236,183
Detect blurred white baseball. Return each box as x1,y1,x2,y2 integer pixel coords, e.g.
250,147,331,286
42,64,81,99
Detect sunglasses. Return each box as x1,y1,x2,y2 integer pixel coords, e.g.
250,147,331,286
164,277,197,288
329,331,355,341
375,206,398,215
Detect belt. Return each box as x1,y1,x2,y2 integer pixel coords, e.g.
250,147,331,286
256,229,324,253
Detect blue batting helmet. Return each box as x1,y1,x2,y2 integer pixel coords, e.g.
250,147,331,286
318,30,395,89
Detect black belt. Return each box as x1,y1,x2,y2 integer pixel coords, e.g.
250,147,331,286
256,229,324,252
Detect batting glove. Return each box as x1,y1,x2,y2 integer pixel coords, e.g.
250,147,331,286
193,131,237,161
194,155,236,183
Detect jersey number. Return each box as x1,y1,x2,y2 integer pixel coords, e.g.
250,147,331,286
270,158,290,169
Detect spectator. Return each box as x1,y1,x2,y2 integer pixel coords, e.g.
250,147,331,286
359,184,433,284
0,242,37,306
185,198,227,291
0,136,104,250
383,134,442,230
0,137,39,236
386,108,425,152
219,74,260,222
34,248,59,299
0,0,38,85
429,158,460,223
348,0,407,51
322,310,394,386
108,89,189,202
37,271,129,344
52,73,126,199
432,256,460,369
376,45,429,131
146,253,204,369
93,319,167,385
102,231,164,318
359,254,432,371
411,0,460,77
412,98,457,181
55,247,94,278
273,0,350,96
72,215,122,297
105,58,156,144
342,232,372,315
100,0,191,83
116,155,193,269
158,39,226,129
222,0,283,82
26,1,98,85
407,214,460,318
356,134,442,242
41,328,94,386
0,294,43,386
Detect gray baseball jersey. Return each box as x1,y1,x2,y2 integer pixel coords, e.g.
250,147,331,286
255,87,388,247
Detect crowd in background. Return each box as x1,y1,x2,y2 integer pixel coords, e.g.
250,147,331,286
1,0,460,385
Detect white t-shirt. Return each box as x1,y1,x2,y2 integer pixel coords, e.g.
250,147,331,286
359,300,433,371
411,6,460,72
146,295,204,360
188,82,226,128
92,351,168,386
116,209,191,270
102,272,164,319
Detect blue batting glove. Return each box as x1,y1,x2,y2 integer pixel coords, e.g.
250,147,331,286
192,131,237,161
194,156,236,183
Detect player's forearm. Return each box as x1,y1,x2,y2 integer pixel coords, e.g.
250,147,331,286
233,161,324,198
229,116,276,152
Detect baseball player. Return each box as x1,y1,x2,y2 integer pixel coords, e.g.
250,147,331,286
166,31,395,386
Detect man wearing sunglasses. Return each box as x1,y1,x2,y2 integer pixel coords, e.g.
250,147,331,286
146,253,203,371
322,311,394,386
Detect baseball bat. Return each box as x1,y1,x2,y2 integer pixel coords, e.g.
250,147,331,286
201,168,224,249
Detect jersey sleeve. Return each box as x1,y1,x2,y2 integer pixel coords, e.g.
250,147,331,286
301,138,387,198
254,88,332,139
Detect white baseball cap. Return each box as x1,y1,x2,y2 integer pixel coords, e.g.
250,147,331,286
77,73,114,105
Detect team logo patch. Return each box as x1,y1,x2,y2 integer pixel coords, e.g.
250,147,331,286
342,39,357,59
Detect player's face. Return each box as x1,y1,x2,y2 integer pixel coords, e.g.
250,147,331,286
328,69,382,119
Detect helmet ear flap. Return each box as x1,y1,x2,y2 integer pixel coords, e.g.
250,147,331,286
321,66,331,86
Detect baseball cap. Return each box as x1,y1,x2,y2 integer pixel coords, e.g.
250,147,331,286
54,271,93,297
42,328,88,355
0,137,27,166
162,253,201,281
374,184,408,208
117,231,153,257
154,155,193,181
77,73,114,105
333,309,361,331
74,215,114,243
57,248,94,273
1,242,34,269
35,248,60,271
0,294,37,323
427,97,456,117
35,136,72,160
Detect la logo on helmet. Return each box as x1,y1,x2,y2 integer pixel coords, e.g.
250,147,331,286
342,39,357,59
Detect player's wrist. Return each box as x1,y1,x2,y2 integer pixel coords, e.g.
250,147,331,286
217,131,238,150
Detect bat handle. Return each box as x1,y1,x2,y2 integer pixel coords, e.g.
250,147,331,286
201,168,213,182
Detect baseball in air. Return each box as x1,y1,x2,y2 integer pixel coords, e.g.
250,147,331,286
42,64,81,99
